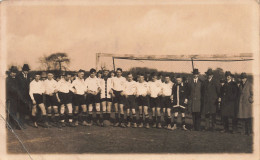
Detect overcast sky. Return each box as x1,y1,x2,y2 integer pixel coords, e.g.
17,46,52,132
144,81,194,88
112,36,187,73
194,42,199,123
4,0,258,73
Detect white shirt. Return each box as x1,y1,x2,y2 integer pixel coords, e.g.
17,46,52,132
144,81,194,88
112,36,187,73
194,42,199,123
100,77,113,99
57,78,73,93
29,80,45,101
162,81,173,96
124,80,137,95
71,77,86,95
112,76,126,91
149,81,162,98
44,79,58,94
136,81,149,96
85,76,100,92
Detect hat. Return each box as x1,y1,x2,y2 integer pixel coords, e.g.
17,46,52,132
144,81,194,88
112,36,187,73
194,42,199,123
22,64,30,71
35,71,42,76
205,69,214,75
192,68,200,75
240,72,248,79
225,71,232,77
9,66,18,73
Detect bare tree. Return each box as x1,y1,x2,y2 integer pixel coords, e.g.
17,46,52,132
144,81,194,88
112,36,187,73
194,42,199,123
39,53,70,71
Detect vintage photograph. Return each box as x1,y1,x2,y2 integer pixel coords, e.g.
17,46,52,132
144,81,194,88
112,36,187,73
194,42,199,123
0,0,259,159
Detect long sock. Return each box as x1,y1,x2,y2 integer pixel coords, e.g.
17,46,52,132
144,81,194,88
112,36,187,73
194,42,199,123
68,113,73,123
96,113,101,123
42,115,47,123
152,116,156,125
107,113,111,122
47,114,52,122
157,116,161,124
74,113,79,122
127,115,131,123
60,114,65,122
181,117,185,126
82,112,87,122
167,116,171,125
32,116,37,123
115,113,119,123
173,116,177,125
88,113,93,123
120,114,124,124
139,114,143,124
145,114,149,125
132,114,137,123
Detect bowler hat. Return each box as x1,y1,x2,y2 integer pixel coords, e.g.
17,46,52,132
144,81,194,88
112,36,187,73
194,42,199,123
240,72,248,79
205,69,214,75
192,69,200,75
9,66,18,73
225,71,232,77
22,64,30,71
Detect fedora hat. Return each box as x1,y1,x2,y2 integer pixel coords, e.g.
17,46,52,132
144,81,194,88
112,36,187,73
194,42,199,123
192,68,200,75
205,69,214,75
22,64,30,71
9,66,18,73
225,71,232,77
240,72,248,79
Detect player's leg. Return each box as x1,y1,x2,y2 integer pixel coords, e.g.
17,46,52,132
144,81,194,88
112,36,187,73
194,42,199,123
31,105,38,128
126,108,131,127
119,103,125,128
144,105,149,129
66,103,75,127
74,105,79,126
132,108,137,128
166,107,172,130
172,110,179,130
181,110,188,130
102,101,107,120
46,95,53,124
151,107,156,128
156,107,161,128
38,103,49,128
107,101,112,123
138,105,143,128
96,102,103,126
60,104,66,127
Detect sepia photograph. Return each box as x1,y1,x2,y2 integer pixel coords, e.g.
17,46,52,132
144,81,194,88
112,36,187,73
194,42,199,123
0,0,259,160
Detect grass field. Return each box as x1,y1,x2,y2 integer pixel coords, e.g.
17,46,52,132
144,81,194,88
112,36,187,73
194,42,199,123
7,114,253,154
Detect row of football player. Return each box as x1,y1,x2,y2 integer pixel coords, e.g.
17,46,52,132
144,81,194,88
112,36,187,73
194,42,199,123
29,68,253,135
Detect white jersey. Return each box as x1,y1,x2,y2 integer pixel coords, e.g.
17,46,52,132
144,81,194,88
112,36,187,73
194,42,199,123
84,76,100,92
112,76,126,91
29,80,45,101
44,79,58,94
57,78,73,93
136,81,149,96
100,77,113,99
71,77,86,95
149,81,162,98
162,81,173,96
124,80,137,96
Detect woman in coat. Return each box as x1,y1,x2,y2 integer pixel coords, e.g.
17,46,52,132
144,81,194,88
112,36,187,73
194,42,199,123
237,73,253,135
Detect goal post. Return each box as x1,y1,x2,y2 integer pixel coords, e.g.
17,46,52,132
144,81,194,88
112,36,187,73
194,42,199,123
96,53,253,71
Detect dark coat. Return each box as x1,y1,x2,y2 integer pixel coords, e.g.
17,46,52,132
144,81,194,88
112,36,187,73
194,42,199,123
237,80,253,118
188,79,203,113
221,81,239,118
6,76,20,113
17,72,30,99
202,79,220,115
172,83,188,107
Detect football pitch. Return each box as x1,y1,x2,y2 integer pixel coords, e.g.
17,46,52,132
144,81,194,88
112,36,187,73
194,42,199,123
7,116,253,154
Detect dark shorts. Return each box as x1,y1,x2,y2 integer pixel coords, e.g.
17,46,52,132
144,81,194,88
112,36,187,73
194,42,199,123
150,97,160,108
101,98,112,102
136,96,149,106
45,94,59,107
86,93,100,104
73,94,85,106
125,95,136,109
172,106,186,113
58,92,72,105
113,90,125,104
33,94,43,104
161,96,172,108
